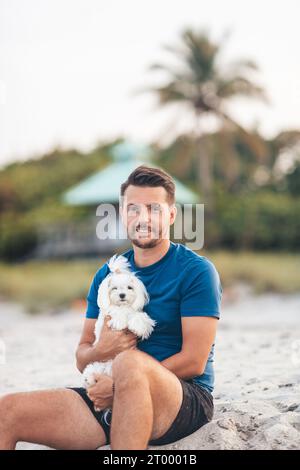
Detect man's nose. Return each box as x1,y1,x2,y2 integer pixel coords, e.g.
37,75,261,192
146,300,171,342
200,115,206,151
119,293,126,299
138,206,151,224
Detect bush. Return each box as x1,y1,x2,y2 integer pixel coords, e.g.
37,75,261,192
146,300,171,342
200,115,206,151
0,213,38,261
214,191,300,250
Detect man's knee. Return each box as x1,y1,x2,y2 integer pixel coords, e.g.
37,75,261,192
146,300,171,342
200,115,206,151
112,350,149,384
0,393,18,412
0,393,19,428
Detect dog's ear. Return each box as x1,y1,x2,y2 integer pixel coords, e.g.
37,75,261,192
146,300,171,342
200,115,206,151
97,275,111,311
131,276,150,310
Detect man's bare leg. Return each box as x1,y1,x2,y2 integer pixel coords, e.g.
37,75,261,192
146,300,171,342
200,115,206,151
0,388,107,450
110,349,184,450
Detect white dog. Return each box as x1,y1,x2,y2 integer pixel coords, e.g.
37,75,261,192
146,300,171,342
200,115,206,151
82,254,156,406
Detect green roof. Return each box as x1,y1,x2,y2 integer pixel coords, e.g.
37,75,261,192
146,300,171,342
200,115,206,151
62,142,199,206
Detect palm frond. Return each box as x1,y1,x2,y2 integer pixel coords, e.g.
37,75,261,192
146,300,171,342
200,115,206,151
217,76,268,102
154,82,192,105
182,29,219,82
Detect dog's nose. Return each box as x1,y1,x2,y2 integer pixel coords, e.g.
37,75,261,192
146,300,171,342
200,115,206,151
119,293,126,299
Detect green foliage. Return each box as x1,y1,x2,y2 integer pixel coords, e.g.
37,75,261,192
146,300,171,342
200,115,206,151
0,144,112,213
0,135,299,261
0,213,38,261
0,142,116,260
213,191,300,250
285,162,300,196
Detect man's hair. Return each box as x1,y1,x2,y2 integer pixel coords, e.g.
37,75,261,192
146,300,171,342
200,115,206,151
120,165,175,204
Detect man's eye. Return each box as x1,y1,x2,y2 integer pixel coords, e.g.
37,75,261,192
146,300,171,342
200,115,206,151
127,286,133,290
128,206,140,214
152,205,161,213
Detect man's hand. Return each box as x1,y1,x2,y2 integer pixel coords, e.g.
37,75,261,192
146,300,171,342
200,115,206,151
94,315,138,360
76,315,139,373
87,373,114,410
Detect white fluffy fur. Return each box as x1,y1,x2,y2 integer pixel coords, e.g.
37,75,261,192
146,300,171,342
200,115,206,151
82,255,156,410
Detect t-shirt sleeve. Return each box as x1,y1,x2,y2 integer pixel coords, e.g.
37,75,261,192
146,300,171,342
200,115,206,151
180,258,222,319
85,263,110,319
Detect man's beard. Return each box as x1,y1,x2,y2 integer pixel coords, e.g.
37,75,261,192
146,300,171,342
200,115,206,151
128,225,163,249
131,237,161,249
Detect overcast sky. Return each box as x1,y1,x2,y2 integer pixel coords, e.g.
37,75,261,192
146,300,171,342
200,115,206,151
0,0,299,166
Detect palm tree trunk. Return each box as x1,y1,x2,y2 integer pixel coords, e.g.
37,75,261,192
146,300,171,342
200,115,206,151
196,115,214,215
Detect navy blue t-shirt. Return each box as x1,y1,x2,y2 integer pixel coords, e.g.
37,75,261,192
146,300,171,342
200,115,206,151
86,241,222,393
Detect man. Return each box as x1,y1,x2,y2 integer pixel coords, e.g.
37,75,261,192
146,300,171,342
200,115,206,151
0,165,222,450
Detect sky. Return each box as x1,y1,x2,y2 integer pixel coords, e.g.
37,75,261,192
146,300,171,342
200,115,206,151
0,0,299,166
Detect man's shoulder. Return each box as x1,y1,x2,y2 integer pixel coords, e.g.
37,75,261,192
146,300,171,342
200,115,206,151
93,261,110,286
174,243,218,275
119,246,133,260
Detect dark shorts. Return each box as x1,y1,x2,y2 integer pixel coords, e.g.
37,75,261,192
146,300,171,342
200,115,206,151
67,378,214,447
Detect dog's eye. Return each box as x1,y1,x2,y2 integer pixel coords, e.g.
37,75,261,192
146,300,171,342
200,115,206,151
112,287,117,291
127,286,133,290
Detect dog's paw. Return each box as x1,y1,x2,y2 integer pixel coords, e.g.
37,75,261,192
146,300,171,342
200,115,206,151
128,314,156,340
108,316,128,331
82,362,107,388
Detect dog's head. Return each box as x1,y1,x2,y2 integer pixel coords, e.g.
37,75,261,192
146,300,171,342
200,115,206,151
97,271,149,311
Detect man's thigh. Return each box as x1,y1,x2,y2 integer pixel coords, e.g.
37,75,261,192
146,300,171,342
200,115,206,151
145,358,184,441
112,350,184,441
1,388,107,449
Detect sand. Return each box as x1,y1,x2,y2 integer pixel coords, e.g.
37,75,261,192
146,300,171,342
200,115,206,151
0,284,299,450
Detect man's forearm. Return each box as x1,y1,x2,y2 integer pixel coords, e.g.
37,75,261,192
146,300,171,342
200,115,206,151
161,351,202,380
76,344,113,373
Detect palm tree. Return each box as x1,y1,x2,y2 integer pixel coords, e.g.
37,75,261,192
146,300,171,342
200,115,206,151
140,29,267,212
268,130,300,188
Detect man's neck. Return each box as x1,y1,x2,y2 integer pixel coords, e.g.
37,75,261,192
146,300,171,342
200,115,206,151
132,239,171,268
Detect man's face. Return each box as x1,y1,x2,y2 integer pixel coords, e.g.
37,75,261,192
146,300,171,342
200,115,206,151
120,185,177,249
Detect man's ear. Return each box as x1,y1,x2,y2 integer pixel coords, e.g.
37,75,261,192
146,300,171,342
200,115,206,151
170,203,177,226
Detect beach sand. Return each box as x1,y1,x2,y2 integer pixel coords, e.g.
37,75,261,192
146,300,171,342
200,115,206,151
0,285,299,450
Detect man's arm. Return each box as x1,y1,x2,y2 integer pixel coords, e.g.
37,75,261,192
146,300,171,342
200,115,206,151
76,317,138,373
161,316,218,380
76,318,111,373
